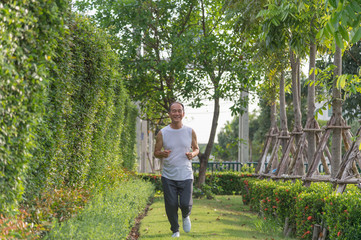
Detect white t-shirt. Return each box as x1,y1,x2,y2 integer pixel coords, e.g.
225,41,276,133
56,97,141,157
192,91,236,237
161,125,193,181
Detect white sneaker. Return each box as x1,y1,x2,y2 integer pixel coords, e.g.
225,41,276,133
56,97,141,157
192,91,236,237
183,216,191,233
171,232,180,237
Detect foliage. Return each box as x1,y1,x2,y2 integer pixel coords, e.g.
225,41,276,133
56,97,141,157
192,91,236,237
241,163,255,173
2,6,139,240
0,209,39,240
74,0,198,125
239,176,361,240
324,185,361,240
22,12,138,200
193,184,215,200
46,179,154,239
342,41,361,122
0,0,68,214
139,171,253,195
274,181,305,229
318,0,361,50
216,79,308,162
0,187,91,239
138,173,163,193
294,183,332,239
213,116,240,161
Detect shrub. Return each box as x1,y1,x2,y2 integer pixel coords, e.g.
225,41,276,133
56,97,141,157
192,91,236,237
274,181,305,229
295,183,332,239
138,173,163,192
237,176,361,240
0,0,68,215
324,186,361,239
193,184,215,199
46,179,154,239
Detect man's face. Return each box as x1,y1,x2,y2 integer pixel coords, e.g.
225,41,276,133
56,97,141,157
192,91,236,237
169,103,185,123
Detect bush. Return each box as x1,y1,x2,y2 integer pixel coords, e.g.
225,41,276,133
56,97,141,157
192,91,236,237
0,0,68,215
46,179,154,239
294,183,332,239
193,184,215,199
274,181,305,229
139,171,255,195
138,173,163,192
324,185,361,239
239,176,361,240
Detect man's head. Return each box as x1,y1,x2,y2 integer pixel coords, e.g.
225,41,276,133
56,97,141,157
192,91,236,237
168,102,185,124
168,102,184,113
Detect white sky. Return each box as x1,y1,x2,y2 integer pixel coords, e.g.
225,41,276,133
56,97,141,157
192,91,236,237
183,96,259,144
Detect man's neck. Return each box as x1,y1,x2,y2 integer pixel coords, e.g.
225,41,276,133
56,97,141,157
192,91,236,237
169,122,183,129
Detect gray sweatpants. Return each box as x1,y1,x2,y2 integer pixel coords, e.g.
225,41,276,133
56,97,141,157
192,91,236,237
161,177,193,233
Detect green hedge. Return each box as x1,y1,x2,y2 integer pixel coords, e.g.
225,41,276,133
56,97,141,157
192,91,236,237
240,177,361,240
0,0,69,214
324,186,361,239
25,12,138,198
1,0,138,214
46,179,154,239
138,171,254,195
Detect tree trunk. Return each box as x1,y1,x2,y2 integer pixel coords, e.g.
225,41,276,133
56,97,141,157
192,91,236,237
270,99,277,129
279,70,288,153
331,45,343,178
290,50,302,134
198,96,220,187
270,100,278,170
307,40,317,165
290,50,303,175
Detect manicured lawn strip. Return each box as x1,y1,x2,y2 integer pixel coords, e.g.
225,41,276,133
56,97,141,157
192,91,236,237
46,179,154,240
139,195,296,240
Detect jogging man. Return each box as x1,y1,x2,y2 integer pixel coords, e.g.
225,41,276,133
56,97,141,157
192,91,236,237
154,102,199,238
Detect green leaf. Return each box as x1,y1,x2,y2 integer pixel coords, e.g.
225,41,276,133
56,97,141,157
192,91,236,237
338,25,349,42
337,75,346,89
325,21,335,35
329,0,337,8
271,18,279,26
309,68,314,76
335,32,344,49
350,1,361,13
316,28,324,40
345,5,356,19
351,27,361,44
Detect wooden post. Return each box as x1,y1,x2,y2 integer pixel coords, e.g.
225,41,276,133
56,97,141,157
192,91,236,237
275,135,295,176
304,116,336,187
336,125,361,193
256,127,278,173
312,224,322,240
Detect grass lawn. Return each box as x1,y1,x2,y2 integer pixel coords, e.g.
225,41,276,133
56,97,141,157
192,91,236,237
139,195,296,240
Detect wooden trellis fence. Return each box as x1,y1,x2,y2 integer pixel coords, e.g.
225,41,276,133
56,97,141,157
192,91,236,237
253,117,361,239
256,116,361,191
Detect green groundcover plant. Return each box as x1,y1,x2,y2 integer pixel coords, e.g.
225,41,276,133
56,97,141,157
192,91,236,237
46,179,154,239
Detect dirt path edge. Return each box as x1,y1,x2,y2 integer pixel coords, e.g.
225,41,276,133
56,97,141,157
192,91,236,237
127,197,155,240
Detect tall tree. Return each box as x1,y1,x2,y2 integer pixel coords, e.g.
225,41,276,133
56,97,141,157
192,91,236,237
186,0,255,186
75,0,198,125
75,0,255,185
318,0,361,176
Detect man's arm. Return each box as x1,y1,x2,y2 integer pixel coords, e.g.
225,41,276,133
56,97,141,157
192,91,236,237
186,129,199,160
154,131,171,158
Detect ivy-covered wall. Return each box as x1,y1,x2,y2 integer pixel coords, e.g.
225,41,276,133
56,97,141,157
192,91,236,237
1,1,138,214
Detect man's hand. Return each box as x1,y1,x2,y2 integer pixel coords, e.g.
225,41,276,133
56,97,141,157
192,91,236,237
185,152,193,160
163,150,171,158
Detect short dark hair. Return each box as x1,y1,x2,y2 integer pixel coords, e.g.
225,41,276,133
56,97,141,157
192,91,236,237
169,102,184,112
